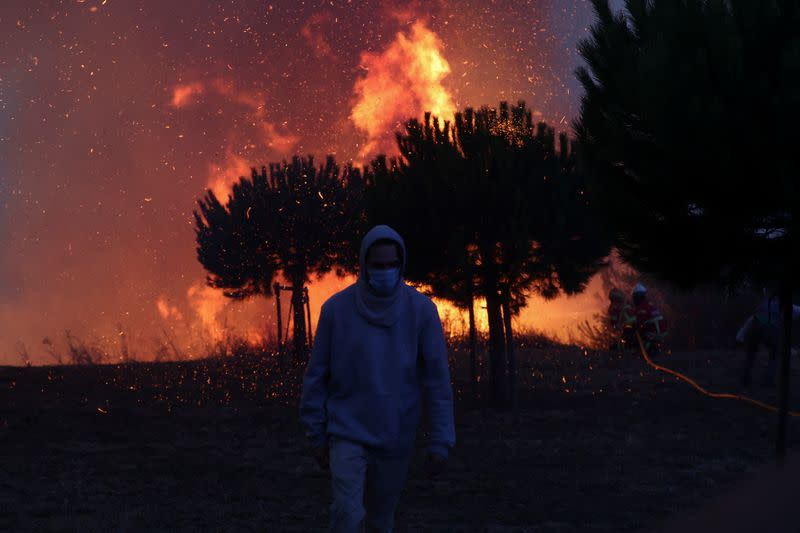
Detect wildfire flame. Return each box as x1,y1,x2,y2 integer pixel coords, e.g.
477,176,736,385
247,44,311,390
206,150,252,204
430,295,490,339
350,21,456,161
171,82,204,108
186,281,228,343
162,80,303,350
156,33,602,359
156,296,183,321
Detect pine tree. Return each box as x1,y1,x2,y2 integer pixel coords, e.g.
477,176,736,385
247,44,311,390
575,0,800,461
366,101,610,410
193,155,364,359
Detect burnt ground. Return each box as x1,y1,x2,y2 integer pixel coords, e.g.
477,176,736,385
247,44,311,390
1,345,799,532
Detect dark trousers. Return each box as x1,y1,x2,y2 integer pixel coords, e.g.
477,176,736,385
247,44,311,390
742,321,779,386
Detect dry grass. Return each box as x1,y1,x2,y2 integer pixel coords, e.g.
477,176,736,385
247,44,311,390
1,338,798,532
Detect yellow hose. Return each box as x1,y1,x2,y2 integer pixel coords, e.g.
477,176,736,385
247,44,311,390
635,333,800,417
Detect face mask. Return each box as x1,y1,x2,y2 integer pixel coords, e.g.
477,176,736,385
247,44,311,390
367,267,401,295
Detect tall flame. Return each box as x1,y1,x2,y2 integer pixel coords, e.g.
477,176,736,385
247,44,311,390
186,281,228,343
350,21,456,161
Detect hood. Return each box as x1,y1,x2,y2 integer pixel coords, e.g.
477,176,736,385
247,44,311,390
358,224,407,282
354,224,409,327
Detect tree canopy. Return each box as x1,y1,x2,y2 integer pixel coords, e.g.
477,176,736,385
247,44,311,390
365,101,611,409
194,155,365,355
574,0,800,460
575,0,800,289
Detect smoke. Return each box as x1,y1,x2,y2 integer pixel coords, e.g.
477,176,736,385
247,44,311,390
301,12,336,59
159,79,302,349
0,1,614,365
171,79,300,201
350,20,456,161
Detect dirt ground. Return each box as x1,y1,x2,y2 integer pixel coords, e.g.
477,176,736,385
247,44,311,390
1,345,799,532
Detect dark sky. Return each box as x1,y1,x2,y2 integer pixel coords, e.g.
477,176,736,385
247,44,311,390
0,0,623,365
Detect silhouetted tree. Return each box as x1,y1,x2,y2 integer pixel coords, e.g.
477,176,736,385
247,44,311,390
364,118,487,402
456,102,609,410
575,0,800,461
366,101,610,410
194,155,365,359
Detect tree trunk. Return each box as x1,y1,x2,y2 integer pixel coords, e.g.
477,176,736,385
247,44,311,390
290,274,309,360
484,282,507,411
501,287,517,412
468,289,478,401
275,283,284,370
478,238,507,410
777,284,792,466
305,287,313,348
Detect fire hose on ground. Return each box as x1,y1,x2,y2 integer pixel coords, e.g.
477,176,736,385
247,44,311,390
634,332,800,418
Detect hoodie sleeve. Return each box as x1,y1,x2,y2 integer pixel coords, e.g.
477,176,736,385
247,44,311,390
419,299,456,458
299,301,333,448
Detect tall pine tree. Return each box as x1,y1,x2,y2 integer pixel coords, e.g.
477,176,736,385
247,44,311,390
575,0,800,460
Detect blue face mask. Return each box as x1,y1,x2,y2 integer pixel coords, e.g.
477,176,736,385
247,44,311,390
367,267,401,295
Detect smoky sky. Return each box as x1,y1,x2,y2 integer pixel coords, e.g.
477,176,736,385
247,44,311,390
0,0,624,364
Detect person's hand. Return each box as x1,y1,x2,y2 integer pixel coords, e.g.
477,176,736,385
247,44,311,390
424,451,447,477
312,444,329,471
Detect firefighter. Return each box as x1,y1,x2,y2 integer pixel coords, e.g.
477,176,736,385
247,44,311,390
739,291,800,388
632,283,667,354
608,288,636,351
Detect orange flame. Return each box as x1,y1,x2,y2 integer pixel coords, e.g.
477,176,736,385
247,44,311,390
156,295,184,321
186,281,228,343
350,21,456,160
171,82,204,108
206,149,252,203
164,78,303,353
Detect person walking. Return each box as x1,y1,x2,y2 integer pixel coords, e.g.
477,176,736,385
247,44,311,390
299,224,456,533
